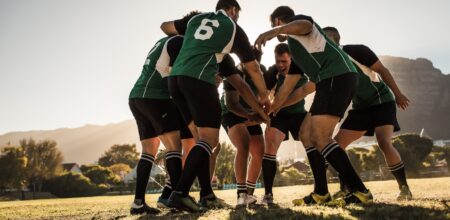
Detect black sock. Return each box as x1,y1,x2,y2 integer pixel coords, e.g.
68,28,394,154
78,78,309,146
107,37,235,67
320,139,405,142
246,181,256,195
237,183,247,197
160,151,182,199
305,146,328,195
198,149,213,197
389,161,408,188
134,153,154,202
175,140,212,197
160,181,173,199
262,154,277,195
321,142,367,193
338,173,350,192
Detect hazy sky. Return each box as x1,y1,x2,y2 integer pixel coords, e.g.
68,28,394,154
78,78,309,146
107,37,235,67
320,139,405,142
1,0,449,134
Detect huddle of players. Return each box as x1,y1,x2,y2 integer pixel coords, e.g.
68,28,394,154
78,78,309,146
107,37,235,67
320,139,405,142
128,0,412,214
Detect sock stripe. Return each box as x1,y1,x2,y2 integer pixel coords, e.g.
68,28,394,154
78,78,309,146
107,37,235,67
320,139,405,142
322,142,340,158
141,153,155,160
165,154,182,160
197,141,212,156
165,182,172,189
246,181,256,188
263,154,277,161
140,156,155,163
389,162,404,171
165,151,182,157
237,183,247,190
305,146,317,154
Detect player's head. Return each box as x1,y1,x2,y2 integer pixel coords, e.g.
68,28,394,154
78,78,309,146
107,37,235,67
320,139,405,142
216,0,241,22
270,6,295,27
323,26,341,45
183,10,202,22
274,43,291,74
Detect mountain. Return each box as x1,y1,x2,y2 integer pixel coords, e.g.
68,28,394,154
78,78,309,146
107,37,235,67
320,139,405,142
379,56,450,139
1,56,449,164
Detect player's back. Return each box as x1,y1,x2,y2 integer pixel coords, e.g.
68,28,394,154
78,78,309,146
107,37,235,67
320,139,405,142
171,10,237,84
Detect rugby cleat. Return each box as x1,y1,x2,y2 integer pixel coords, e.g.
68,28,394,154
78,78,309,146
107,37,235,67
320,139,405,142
261,193,274,205
397,185,413,201
198,193,229,209
168,192,203,212
327,190,373,207
292,192,331,206
130,201,161,215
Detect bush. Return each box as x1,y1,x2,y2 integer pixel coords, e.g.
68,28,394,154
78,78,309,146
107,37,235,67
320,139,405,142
46,172,108,198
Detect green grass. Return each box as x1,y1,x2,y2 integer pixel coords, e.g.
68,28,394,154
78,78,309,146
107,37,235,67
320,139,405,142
1,177,449,220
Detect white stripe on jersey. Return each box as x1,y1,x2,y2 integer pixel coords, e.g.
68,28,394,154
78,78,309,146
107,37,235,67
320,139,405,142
215,9,236,64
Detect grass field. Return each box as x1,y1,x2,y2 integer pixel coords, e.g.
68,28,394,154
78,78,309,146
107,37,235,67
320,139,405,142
1,177,449,220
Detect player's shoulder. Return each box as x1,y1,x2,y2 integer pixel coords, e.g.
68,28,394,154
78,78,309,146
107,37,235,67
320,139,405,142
343,44,372,53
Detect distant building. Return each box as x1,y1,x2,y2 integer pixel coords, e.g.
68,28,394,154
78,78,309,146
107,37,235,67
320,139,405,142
62,163,82,174
123,164,166,187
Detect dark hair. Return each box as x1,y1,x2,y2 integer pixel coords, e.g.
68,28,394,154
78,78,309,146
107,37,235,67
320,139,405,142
216,0,241,11
323,26,339,33
183,11,201,21
270,6,295,23
274,43,290,55
252,47,262,63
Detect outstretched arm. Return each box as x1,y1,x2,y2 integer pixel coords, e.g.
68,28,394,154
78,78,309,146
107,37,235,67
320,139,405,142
254,20,313,50
280,82,316,109
371,61,410,110
269,74,302,115
226,74,269,123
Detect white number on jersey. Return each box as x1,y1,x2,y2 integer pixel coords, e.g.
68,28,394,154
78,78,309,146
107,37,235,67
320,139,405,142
194,19,220,40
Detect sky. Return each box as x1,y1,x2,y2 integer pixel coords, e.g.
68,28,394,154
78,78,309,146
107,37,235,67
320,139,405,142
0,0,449,134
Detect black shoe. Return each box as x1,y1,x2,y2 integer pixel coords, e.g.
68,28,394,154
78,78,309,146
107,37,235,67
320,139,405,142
168,192,203,212
130,201,161,215
198,193,229,209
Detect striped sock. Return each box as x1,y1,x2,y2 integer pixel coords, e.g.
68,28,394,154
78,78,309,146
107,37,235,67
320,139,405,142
237,183,247,196
389,161,408,188
175,140,212,197
305,145,328,195
262,154,277,195
321,142,367,193
160,180,172,199
134,153,155,202
246,181,256,195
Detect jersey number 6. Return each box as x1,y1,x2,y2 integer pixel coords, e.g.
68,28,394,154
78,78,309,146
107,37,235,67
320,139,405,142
194,19,219,40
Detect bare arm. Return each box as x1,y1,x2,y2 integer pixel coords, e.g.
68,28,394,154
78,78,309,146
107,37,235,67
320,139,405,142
160,21,179,35
226,74,269,123
370,61,410,110
281,82,316,108
225,91,250,118
269,74,302,115
242,60,270,110
254,20,313,50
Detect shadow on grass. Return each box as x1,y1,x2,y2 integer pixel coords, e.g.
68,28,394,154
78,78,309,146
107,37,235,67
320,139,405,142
131,199,450,220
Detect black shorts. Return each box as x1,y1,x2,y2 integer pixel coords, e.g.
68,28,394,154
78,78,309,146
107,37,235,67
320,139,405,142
270,112,307,141
169,76,221,129
129,98,192,140
310,73,357,118
221,112,263,136
341,101,400,136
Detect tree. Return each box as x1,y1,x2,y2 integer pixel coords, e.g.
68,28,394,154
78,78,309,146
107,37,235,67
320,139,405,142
215,142,236,185
109,163,131,181
80,165,119,185
20,138,63,195
45,172,108,198
98,144,139,168
0,146,28,191
391,133,433,176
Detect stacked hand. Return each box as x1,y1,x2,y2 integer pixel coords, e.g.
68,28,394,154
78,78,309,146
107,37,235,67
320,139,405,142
395,93,410,110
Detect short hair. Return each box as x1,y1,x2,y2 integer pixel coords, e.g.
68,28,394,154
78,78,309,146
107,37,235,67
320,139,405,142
270,6,295,23
183,11,201,21
216,0,241,11
252,47,262,63
323,26,339,34
274,43,290,55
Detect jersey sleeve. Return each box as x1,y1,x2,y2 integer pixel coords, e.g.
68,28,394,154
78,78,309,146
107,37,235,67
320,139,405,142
167,36,184,66
219,55,240,78
288,60,305,75
264,65,278,90
343,44,379,67
231,24,255,63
